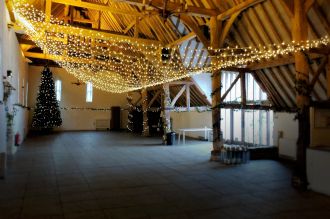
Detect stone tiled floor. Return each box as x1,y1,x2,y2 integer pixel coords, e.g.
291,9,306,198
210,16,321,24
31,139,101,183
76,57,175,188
1,131,330,219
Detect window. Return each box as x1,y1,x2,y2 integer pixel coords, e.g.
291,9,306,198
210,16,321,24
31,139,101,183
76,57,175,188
17,76,20,103
220,71,274,147
86,82,93,102
22,78,25,105
25,82,29,106
55,80,61,101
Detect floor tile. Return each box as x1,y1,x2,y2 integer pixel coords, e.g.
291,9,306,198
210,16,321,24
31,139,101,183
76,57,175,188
0,132,329,219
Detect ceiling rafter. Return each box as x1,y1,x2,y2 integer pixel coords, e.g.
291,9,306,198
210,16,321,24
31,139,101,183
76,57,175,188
25,21,162,45
187,41,199,68
166,31,196,48
217,0,265,20
267,0,292,41
309,59,328,96
179,14,210,48
255,3,282,43
278,0,322,38
255,71,280,107
248,54,324,70
245,5,272,45
270,67,296,106
118,0,218,17
219,11,240,47
51,0,144,16
261,69,289,108
123,19,136,34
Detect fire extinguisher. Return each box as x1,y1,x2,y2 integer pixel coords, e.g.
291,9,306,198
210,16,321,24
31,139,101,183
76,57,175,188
15,132,20,146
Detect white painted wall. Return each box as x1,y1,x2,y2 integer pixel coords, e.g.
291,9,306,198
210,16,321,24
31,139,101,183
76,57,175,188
307,108,330,196
28,66,129,131
307,148,330,195
0,0,7,155
310,107,330,147
273,109,330,160
170,111,212,139
0,1,30,156
273,112,298,160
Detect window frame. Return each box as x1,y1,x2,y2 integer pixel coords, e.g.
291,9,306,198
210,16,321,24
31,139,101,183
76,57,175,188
220,71,273,147
86,81,93,102
55,79,62,102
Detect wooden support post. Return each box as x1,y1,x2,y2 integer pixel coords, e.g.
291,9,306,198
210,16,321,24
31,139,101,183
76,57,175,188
210,16,223,161
294,0,310,109
141,88,149,137
230,109,234,143
327,55,330,99
134,17,139,38
240,71,247,106
266,111,270,146
162,83,171,144
45,0,52,23
240,71,246,144
293,0,310,189
241,109,245,144
186,85,191,112
171,85,186,107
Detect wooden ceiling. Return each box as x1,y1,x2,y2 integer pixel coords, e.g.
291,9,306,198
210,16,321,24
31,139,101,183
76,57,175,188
14,0,330,109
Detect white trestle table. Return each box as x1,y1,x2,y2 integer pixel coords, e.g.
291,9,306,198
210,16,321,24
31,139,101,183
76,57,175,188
177,127,213,145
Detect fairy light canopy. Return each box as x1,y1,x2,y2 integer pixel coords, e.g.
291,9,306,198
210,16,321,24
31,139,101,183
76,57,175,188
11,0,330,94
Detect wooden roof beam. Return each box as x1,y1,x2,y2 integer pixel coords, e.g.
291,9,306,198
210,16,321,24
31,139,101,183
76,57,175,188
28,21,161,46
148,90,161,108
24,51,143,66
52,0,143,16
179,15,210,48
16,34,35,45
279,0,316,18
248,54,323,70
217,0,266,21
5,0,16,22
124,20,136,34
219,11,240,47
220,73,241,101
310,56,328,91
166,32,196,48
309,47,330,55
171,85,186,107
45,0,52,22
168,81,194,86
304,0,316,12
24,52,97,64
119,0,217,17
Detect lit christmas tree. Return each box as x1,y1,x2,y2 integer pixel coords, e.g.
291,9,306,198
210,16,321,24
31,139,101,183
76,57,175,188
32,67,62,129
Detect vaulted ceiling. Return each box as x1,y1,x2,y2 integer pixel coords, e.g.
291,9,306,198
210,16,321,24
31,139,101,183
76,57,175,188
10,0,330,109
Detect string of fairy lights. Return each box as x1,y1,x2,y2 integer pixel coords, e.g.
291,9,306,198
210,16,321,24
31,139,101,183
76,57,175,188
141,95,150,135
126,94,134,132
13,0,330,93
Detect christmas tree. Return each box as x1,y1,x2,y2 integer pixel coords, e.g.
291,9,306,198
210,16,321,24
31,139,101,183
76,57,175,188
32,67,62,129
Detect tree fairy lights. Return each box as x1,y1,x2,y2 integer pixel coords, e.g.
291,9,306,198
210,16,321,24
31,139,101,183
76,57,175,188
126,94,134,132
13,0,329,93
32,67,62,129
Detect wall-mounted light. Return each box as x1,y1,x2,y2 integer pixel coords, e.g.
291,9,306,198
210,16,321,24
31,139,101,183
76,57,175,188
7,70,12,78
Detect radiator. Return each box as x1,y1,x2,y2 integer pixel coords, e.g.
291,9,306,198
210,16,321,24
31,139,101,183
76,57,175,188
95,119,110,130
